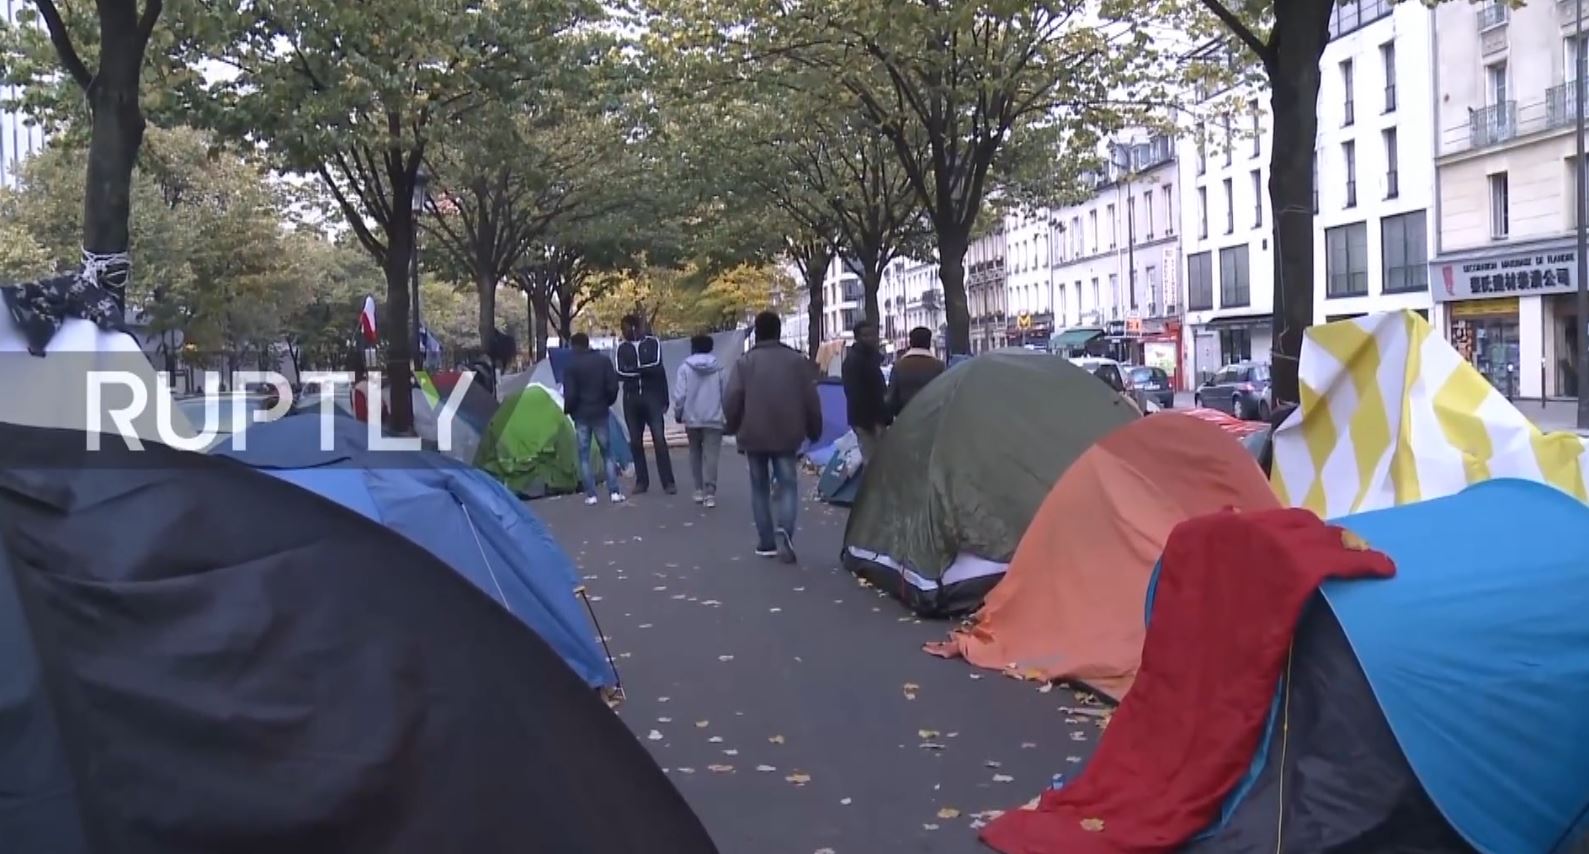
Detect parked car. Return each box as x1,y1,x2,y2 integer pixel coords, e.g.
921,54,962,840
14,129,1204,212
1194,362,1273,421
1071,356,1146,411
1126,365,1174,410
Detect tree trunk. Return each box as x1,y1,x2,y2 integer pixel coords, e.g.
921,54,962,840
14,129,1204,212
530,288,551,361
805,265,826,359
861,264,882,327
556,297,575,341
1266,8,1330,406
82,48,146,316
476,271,496,353
937,229,971,355
384,220,415,433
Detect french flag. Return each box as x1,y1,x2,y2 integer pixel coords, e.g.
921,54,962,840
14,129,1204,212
358,295,378,345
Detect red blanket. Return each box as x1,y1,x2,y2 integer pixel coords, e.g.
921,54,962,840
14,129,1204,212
981,508,1394,854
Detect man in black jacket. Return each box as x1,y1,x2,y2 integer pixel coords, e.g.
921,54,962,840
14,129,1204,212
614,314,677,494
562,333,625,505
886,326,945,418
841,320,890,462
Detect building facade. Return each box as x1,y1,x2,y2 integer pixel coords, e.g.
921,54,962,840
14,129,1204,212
1430,0,1588,400
0,0,45,187
1179,1,1436,388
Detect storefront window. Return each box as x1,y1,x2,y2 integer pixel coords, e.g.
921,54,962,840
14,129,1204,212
1218,327,1253,363
1449,298,1520,399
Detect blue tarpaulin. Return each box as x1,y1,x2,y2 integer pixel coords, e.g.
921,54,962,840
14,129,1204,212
804,379,848,466
215,415,615,688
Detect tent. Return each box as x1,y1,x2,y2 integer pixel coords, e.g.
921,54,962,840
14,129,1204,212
529,382,634,473
924,413,1279,699
816,430,862,506
0,422,717,854
476,385,591,498
804,378,849,467
412,369,498,464
1270,309,1589,514
213,413,614,688
842,349,1140,616
986,479,1589,854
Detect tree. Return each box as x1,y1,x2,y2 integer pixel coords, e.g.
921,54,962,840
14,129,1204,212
787,230,840,358
183,0,594,432
1181,0,1500,405
3,0,167,312
648,0,1166,354
279,234,383,380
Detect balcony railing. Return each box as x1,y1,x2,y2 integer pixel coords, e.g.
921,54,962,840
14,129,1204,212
1478,2,1510,30
1548,81,1580,130
1470,101,1518,148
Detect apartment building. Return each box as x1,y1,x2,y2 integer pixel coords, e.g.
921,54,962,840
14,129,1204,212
882,227,1008,355
1430,0,1589,400
0,0,46,187
1179,0,1435,387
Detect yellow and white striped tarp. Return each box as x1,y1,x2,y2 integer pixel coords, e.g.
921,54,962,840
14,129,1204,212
1270,310,1589,516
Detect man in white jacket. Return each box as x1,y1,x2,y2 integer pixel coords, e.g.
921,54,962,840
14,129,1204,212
671,334,727,507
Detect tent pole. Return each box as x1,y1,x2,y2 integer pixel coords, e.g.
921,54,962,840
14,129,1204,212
576,585,624,702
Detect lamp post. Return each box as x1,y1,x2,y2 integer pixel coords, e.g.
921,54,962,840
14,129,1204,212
1575,0,1589,429
411,167,429,372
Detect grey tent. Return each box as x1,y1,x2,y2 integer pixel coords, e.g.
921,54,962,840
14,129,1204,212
842,350,1139,617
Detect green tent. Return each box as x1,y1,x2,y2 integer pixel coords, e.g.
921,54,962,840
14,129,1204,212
842,349,1139,616
476,386,601,498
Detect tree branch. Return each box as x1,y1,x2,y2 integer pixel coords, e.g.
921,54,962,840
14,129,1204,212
136,0,163,46
1198,0,1274,64
32,0,92,91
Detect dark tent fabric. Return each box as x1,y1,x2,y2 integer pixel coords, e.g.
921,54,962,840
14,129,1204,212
841,349,1138,616
0,423,717,854
426,369,499,433
804,378,849,466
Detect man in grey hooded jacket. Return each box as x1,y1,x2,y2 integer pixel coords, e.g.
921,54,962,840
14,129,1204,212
672,334,728,507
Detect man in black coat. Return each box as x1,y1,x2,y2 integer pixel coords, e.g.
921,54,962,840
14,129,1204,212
841,320,890,462
615,314,676,494
562,332,625,504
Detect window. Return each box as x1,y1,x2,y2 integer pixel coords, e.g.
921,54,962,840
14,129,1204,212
1344,141,1358,208
1568,34,1587,86
1058,284,1067,321
1072,217,1081,255
1089,210,1098,254
1198,186,1209,238
1325,222,1370,297
1163,186,1175,234
1109,274,1120,316
1218,330,1253,364
1146,265,1160,311
1381,42,1397,112
1489,172,1510,237
1250,100,1262,157
1488,61,1508,107
1223,117,1233,166
1382,210,1428,293
1251,169,1263,227
1196,132,1207,175
1312,155,1320,213
1340,59,1355,127
1188,251,1214,310
1223,178,1234,234
1106,203,1117,248
1383,128,1399,199
1219,245,1250,308
1091,278,1100,312
1127,197,1137,242
1076,280,1085,312
1144,191,1155,239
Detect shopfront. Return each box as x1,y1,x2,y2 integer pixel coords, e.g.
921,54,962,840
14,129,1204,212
1431,239,1577,401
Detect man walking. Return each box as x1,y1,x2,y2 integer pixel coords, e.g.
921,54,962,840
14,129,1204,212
615,314,676,494
886,326,946,419
672,334,728,508
561,333,625,505
841,319,890,462
724,312,823,563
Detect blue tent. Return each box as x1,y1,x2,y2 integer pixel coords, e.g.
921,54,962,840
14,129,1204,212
1171,479,1589,853
804,378,849,467
214,414,615,688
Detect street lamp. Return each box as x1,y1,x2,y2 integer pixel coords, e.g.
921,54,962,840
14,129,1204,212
410,167,429,371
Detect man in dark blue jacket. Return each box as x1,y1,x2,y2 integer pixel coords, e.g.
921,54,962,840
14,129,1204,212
562,333,625,505
615,314,676,494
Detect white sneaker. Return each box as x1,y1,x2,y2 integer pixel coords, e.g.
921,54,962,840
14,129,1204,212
610,492,626,504
692,490,704,503
703,495,717,509
584,496,599,506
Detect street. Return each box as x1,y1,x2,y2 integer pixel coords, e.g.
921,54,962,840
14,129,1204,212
535,450,1105,854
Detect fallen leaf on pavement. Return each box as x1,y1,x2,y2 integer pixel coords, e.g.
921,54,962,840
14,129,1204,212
1080,818,1105,832
755,764,777,772
718,655,735,662
918,742,945,750
658,696,670,703
794,586,806,592
768,735,786,744
723,749,739,756
947,732,959,738
769,607,782,613
903,683,920,700
840,798,852,806
695,720,710,728
815,849,836,854
922,823,940,831
1067,755,1082,763
785,772,812,785
638,624,654,629
984,760,1002,768
1021,742,1038,750
652,586,667,592
992,774,1014,783
647,730,663,741
969,673,983,680
707,764,734,773
708,736,723,743
1071,731,1088,741
676,767,695,774
937,808,961,819
658,717,672,723
1038,682,1054,693
918,729,940,739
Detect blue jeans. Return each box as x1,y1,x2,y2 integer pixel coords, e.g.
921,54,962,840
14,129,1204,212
576,420,622,498
746,453,799,549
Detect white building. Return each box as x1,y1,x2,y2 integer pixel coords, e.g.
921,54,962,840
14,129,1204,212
1429,0,1588,401
1043,134,1184,381
0,0,46,187
1179,1,1435,388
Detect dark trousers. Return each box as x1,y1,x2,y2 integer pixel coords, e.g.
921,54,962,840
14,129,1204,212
624,393,675,489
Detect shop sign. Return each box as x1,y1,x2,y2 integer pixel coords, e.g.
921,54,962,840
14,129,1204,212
1433,247,1578,302
1448,297,1519,319
1104,320,1126,337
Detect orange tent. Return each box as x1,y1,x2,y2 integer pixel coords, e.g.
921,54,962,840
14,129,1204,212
924,412,1279,700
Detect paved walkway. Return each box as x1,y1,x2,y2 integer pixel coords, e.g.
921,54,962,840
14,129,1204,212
535,451,1102,854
